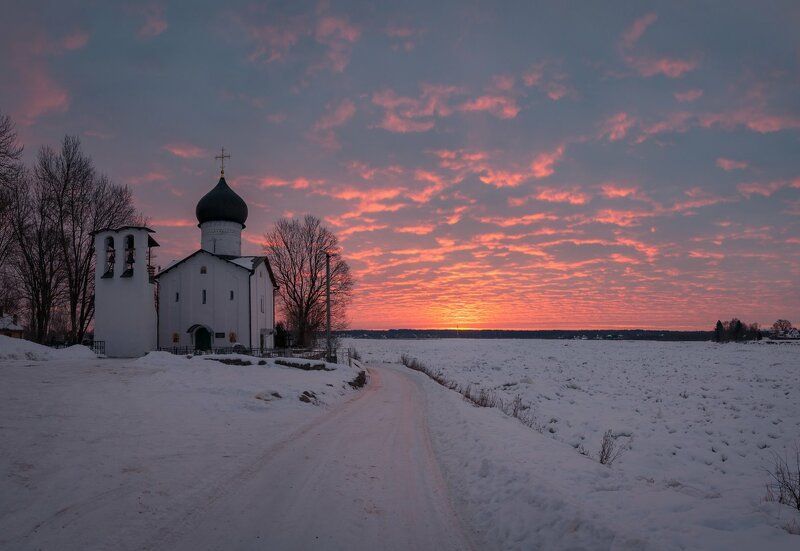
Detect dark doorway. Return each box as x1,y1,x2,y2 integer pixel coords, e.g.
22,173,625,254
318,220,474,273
195,327,212,351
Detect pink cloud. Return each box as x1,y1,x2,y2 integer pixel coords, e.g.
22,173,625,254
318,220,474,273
479,168,529,188
410,170,449,202
593,208,656,227
310,99,356,149
136,4,168,39
620,13,699,78
599,112,636,141
601,184,642,199
339,223,388,237
372,84,461,132
7,29,91,125
530,145,564,179
245,20,302,63
257,177,317,190
674,89,703,103
699,108,800,133
492,74,516,91
15,67,70,125
522,61,573,100
151,218,194,228
127,171,168,185
385,24,422,51
634,111,693,143
534,187,590,205
458,94,520,119
716,157,748,171
737,178,799,198
62,31,90,50
315,16,361,72
396,224,436,235
163,143,208,159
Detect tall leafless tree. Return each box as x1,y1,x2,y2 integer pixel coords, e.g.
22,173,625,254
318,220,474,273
6,169,64,342
35,136,138,343
264,215,353,347
0,111,24,314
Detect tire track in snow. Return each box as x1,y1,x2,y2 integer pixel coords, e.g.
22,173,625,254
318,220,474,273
148,365,473,551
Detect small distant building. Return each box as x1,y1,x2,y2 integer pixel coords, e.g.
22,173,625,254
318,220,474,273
0,313,24,339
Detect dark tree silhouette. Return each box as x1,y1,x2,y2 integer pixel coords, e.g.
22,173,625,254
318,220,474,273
35,136,138,343
714,320,725,343
264,215,353,348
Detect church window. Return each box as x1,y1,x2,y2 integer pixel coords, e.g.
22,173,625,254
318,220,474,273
121,235,135,278
172,332,179,343
229,332,237,343
175,292,179,302
200,266,207,274
202,289,207,304
230,290,234,300
260,297,264,313
102,236,115,278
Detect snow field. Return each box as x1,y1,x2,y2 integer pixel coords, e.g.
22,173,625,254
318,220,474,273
347,338,800,549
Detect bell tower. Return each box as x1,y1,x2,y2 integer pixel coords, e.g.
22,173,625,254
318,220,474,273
93,226,159,357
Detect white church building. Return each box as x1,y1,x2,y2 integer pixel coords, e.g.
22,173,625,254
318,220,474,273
93,169,278,357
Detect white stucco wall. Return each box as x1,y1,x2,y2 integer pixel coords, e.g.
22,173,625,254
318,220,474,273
93,229,157,357
157,252,252,349
250,261,276,349
200,220,242,257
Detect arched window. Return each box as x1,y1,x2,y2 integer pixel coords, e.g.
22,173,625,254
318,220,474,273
102,236,115,278
200,266,207,274
121,234,135,277
172,332,179,343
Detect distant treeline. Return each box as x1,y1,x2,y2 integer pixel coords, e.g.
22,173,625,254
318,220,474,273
712,319,762,343
336,329,713,341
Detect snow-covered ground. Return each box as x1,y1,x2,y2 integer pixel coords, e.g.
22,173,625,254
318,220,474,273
2,334,798,549
0,336,363,550
345,338,800,549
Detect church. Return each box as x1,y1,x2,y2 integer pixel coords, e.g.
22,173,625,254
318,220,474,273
93,161,278,358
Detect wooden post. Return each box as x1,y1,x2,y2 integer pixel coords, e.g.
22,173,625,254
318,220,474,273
326,252,332,363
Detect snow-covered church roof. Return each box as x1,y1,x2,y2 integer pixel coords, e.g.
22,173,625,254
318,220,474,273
155,249,277,288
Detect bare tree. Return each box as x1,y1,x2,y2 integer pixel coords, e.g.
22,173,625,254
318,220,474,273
35,136,138,343
264,215,353,347
6,170,64,342
0,112,24,314
772,319,793,335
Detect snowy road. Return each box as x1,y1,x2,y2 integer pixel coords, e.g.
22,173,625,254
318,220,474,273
150,364,472,551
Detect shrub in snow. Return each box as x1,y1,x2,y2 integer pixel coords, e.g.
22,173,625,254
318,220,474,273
348,370,367,389
766,444,800,511
275,359,332,371
598,429,628,465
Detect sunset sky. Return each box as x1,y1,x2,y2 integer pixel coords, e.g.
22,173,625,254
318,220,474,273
1,1,798,330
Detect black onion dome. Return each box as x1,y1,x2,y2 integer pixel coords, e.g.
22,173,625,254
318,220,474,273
196,176,248,227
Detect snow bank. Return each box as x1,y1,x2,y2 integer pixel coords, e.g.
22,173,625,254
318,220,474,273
0,335,95,361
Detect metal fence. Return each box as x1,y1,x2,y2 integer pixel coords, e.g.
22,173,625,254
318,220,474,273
49,340,105,355
156,345,328,360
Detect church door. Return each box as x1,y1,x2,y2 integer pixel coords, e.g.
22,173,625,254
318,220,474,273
195,327,212,351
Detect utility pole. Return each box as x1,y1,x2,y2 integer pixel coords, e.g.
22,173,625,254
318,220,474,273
326,252,332,362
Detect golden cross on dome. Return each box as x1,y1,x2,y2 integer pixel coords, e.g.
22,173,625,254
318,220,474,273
215,147,231,176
